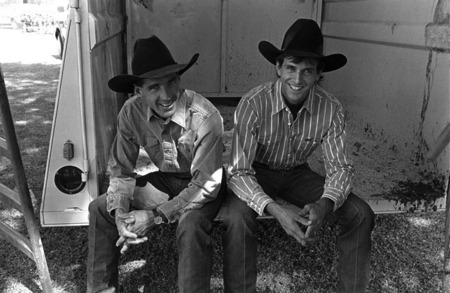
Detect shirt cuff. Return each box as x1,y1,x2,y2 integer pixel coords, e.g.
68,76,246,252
157,198,182,223
106,192,131,216
322,189,344,211
258,198,276,216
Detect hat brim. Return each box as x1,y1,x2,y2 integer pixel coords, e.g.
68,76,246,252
258,41,347,72
108,53,199,93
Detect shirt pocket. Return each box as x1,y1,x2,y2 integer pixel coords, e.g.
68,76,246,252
143,137,163,162
299,137,321,155
256,134,283,155
177,130,195,160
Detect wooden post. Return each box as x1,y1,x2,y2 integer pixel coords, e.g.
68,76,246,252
444,179,450,292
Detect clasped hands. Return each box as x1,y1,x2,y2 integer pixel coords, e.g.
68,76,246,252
266,198,333,246
115,209,156,254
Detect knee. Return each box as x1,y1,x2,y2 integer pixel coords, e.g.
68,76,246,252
222,195,258,231
177,210,212,240
365,203,375,230
341,194,375,230
89,195,103,212
353,195,375,230
88,194,108,218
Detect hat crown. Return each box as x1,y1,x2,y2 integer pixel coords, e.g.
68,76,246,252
257,18,346,72
281,19,323,56
131,36,177,76
108,35,199,93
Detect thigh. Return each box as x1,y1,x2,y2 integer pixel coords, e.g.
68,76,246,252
219,190,258,222
279,165,325,207
132,171,190,210
252,164,285,198
179,171,228,223
330,193,375,227
141,171,191,196
252,163,324,205
88,193,113,223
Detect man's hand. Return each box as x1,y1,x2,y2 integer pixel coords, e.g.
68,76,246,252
118,210,155,236
115,209,155,254
266,202,311,245
300,198,334,241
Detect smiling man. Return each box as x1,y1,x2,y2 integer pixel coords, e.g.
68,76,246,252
221,19,375,293
86,36,226,293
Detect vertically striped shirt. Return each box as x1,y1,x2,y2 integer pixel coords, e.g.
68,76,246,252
228,79,354,215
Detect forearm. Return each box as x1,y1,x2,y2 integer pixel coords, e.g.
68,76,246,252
228,174,275,216
265,202,282,217
322,170,353,210
106,177,136,216
157,175,222,222
159,113,224,221
322,103,354,210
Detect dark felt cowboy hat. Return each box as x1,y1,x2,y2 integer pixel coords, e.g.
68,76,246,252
108,35,199,93
258,19,347,72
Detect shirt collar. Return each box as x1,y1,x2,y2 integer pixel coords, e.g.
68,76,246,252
146,90,187,129
272,80,285,115
171,91,187,128
273,79,317,115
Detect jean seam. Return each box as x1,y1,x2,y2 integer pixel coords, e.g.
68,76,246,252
346,197,367,293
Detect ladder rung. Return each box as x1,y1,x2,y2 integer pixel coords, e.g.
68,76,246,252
0,182,22,212
0,221,33,260
0,137,10,159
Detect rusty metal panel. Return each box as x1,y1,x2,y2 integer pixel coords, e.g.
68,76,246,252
319,0,450,212
322,0,449,168
127,0,320,97
127,0,222,94
225,0,318,94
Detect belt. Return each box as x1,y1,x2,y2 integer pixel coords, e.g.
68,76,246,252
252,161,307,171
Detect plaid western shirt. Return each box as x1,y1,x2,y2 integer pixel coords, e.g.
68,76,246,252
228,79,354,215
106,89,224,222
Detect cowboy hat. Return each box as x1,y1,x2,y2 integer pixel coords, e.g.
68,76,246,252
258,19,347,72
108,35,199,93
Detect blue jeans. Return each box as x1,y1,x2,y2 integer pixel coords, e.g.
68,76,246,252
86,171,226,293
221,163,375,293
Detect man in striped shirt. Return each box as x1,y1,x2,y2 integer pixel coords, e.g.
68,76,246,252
221,19,375,293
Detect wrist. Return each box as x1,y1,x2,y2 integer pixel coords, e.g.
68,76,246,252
318,197,334,213
265,202,281,217
153,209,169,224
113,207,128,218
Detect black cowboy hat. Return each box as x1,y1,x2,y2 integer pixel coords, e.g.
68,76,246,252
108,35,199,93
258,19,347,72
